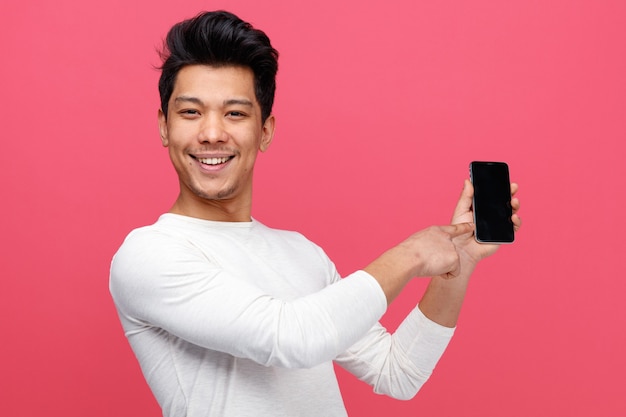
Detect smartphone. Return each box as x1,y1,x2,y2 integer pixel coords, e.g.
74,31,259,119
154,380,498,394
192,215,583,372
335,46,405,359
469,161,514,244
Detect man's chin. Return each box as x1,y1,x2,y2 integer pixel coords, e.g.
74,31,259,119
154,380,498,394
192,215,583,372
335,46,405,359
193,185,238,201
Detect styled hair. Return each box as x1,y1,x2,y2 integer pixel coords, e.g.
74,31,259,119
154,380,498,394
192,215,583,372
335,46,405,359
158,10,279,122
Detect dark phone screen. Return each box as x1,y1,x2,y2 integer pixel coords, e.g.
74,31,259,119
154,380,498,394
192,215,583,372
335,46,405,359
470,161,514,243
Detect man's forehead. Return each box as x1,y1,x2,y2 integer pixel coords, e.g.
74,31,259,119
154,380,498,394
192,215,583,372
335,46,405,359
174,64,254,86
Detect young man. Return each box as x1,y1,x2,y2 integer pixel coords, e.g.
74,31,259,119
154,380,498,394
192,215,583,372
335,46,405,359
110,10,520,417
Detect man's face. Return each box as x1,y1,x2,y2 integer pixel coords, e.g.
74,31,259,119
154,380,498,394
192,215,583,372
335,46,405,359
158,65,274,215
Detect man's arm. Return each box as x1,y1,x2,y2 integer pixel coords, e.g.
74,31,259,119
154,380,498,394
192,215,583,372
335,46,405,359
364,180,520,326
336,180,521,399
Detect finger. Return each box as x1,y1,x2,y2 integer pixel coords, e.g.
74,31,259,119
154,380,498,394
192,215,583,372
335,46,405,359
443,222,475,238
511,197,520,214
512,213,522,231
510,182,519,196
443,258,462,280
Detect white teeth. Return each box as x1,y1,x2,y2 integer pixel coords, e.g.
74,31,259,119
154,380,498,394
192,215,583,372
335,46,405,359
198,157,230,165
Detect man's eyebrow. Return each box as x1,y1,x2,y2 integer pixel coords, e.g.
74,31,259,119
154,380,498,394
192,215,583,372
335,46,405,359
224,99,254,107
174,96,204,106
173,96,254,107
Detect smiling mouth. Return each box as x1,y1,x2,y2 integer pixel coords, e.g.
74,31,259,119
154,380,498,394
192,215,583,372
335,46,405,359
196,156,233,166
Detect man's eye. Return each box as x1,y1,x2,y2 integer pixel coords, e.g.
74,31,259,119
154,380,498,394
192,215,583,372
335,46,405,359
228,111,246,118
181,109,200,116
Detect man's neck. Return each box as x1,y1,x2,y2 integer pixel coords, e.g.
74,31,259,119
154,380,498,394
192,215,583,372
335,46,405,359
169,195,252,222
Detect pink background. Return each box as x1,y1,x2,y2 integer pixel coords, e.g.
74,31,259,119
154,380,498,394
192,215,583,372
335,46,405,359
2,0,625,415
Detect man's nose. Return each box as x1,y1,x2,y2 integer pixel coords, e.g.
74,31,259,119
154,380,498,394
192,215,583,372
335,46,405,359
198,113,227,143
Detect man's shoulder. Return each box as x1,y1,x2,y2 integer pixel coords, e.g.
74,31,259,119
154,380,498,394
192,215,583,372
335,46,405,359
120,218,177,244
112,215,201,263
253,221,317,247
114,215,323,261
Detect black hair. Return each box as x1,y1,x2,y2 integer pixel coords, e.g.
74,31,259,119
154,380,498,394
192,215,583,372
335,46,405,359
158,10,279,122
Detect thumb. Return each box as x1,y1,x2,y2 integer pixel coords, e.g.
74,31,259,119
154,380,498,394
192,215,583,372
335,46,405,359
451,179,474,221
443,222,475,238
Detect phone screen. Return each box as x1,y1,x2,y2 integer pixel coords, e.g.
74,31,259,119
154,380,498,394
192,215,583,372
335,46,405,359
470,161,514,244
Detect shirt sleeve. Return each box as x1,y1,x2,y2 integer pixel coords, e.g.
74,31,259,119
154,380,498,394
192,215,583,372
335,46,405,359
334,301,455,400
109,229,388,369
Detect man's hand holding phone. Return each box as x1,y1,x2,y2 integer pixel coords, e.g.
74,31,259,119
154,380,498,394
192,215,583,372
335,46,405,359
451,176,521,267
417,165,520,327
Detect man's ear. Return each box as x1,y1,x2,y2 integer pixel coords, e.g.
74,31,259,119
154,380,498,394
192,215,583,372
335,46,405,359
158,109,169,147
259,115,275,152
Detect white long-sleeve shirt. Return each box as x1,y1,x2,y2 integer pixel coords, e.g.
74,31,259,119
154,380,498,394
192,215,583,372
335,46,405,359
110,214,454,417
